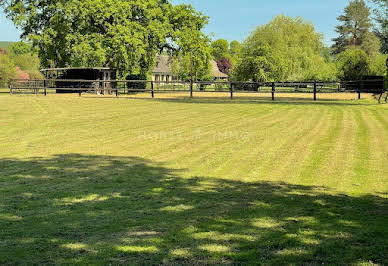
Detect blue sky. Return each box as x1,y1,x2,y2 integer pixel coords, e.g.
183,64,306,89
0,0,368,45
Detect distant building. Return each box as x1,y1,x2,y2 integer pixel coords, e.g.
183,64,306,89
41,67,116,94
152,55,177,83
151,55,228,82
210,60,229,80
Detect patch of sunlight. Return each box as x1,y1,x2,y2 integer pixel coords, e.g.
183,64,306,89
0,213,22,221
62,243,89,250
84,210,112,217
59,194,110,204
186,180,220,193
338,219,360,228
126,231,159,237
170,248,192,257
45,166,59,170
275,248,309,256
250,201,271,208
20,238,36,244
182,225,197,234
285,216,317,224
355,261,381,266
199,244,231,253
160,204,194,212
251,218,282,228
313,199,327,206
116,245,158,253
151,188,164,193
192,231,255,241
300,237,320,245
14,174,42,179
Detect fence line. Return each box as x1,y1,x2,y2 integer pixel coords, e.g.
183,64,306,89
8,79,388,102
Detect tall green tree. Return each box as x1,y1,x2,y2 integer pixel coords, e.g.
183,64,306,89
332,0,380,57
0,0,209,76
232,15,336,82
210,39,229,60
369,0,388,53
229,41,242,58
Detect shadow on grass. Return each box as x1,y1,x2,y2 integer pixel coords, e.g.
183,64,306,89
0,154,386,264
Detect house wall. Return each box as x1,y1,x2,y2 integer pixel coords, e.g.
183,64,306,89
153,73,177,83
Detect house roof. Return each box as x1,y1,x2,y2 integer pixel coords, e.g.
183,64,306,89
153,55,229,78
153,55,172,74
210,60,228,78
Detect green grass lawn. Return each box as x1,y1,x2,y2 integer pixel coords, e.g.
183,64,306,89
0,94,387,265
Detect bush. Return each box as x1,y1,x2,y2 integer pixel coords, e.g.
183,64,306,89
0,54,17,87
336,48,371,81
370,54,388,76
126,74,147,90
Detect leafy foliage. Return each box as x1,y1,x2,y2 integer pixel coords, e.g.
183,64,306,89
9,42,43,79
332,0,380,57
370,53,388,76
216,56,232,75
211,39,229,60
232,15,336,82
170,52,212,81
369,0,388,53
0,53,17,87
229,40,242,59
0,0,209,77
9,42,31,56
336,48,371,80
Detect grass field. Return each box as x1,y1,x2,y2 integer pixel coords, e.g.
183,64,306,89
0,94,387,265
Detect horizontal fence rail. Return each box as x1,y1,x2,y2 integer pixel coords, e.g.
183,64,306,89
8,78,388,102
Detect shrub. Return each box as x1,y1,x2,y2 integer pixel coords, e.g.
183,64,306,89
0,53,17,87
126,74,147,90
336,48,371,81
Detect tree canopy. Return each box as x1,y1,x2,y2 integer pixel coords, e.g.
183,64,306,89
229,41,242,59
336,48,371,80
0,0,210,77
211,39,229,61
369,0,388,53
0,53,17,87
232,15,336,82
332,0,380,57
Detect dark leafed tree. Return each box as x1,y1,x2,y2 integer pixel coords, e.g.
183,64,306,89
216,56,232,75
332,0,380,57
0,0,210,77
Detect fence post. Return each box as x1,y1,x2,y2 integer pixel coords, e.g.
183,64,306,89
230,82,233,100
151,81,154,98
272,82,275,101
313,82,317,101
190,80,193,98
9,80,12,95
359,80,363,100
44,80,47,96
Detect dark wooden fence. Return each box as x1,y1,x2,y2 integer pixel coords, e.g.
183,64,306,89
8,78,388,102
